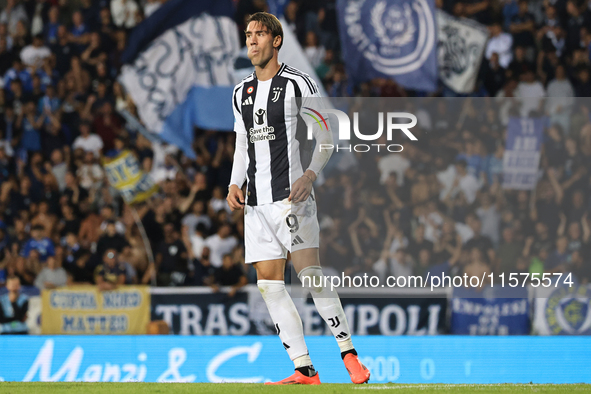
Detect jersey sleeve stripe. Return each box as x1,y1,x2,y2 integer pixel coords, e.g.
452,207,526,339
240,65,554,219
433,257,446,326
283,66,314,90
282,69,315,95
233,85,242,115
284,66,318,94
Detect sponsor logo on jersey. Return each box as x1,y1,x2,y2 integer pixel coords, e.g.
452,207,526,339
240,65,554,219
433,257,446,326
254,108,266,125
248,126,275,143
242,96,253,106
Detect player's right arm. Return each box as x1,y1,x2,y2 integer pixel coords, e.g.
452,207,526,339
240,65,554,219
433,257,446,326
227,86,247,210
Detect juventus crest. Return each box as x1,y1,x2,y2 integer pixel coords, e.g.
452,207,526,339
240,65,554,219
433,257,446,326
272,87,283,103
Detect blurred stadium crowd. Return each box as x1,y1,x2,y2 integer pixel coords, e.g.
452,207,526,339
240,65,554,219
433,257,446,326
0,0,590,306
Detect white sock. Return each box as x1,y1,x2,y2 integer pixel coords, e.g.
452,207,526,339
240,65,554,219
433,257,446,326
293,354,313,368
298,266,354,351
257,280,310,365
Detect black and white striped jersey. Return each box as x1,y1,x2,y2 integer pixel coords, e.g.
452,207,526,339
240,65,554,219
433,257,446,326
232,64,322,207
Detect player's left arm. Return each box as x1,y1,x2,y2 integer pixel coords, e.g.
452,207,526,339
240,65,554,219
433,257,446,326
289,79,334,203
227,86,248,210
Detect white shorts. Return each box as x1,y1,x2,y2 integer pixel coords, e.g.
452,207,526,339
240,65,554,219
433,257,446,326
244,195,320,264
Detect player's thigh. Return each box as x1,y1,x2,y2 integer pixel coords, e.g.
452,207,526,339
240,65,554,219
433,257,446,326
244,204,288,264
291,248,320,274
253,259,287,281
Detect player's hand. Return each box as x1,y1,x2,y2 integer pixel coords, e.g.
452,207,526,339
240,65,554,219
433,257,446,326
227,184,245,210
289,171,315,203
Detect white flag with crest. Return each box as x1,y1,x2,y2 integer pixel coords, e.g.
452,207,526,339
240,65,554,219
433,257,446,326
437,10,489,94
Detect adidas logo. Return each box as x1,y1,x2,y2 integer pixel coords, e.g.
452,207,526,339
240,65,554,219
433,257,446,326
242,96,253,106
291,235,304,246
335,331,348,340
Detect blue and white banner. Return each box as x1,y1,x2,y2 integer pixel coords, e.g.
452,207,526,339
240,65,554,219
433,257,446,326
119,0,240,158
150,287,446,336
336,0,438,92
451,287,530,335
437,10,488,94
2,336,591,383
502,117,544,190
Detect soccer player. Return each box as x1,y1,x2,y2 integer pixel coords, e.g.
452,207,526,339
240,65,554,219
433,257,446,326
226,12,370,385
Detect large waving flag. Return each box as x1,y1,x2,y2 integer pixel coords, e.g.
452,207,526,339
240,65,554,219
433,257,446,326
336,0,438,92
119,0,240,158
437,10,488,94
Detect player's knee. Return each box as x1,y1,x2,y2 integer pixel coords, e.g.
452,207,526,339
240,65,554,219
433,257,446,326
298,266,326,294
257,279,286,298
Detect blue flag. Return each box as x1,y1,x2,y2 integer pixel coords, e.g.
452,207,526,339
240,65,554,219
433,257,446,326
119,0,240,158
336,0,438,92
502,117,544,190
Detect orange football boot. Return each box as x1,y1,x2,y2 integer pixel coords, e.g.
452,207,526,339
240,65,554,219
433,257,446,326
344,353,370,384
265,370,321,385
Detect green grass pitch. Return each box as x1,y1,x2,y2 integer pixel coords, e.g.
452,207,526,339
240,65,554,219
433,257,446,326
0,383,590,393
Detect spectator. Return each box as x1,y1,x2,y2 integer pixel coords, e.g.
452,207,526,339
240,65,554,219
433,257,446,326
155,222,189,286
69,11,90,54
574,67,591,97
0,276,28,334
48,148,67,192
43,6,60,45
94,248,125,290
515,70,545,117
0,0,29,36
446,159,481,205
508,0,535,56
99,205,126,234
21,224,55,262
546,236,571,273
476,192,501,246
212,253,247,297
482,52,505,96
92,102,121,152
507,46,535,81
570,250,591,285
0,36,13,80
186,222,207,262
204,223,238,269
65,249,94,285
546,76,574,133
49,25,73,76
111,0,140,29
34,255,67,290
389,248,414,280
77,150,104,191
19,34,50,68
96,220,129,258
485,21,513,69
72,120,103,156
496,227,523,275
303,31,325,69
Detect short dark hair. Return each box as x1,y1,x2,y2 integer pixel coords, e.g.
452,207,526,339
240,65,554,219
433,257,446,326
245,12,283,51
